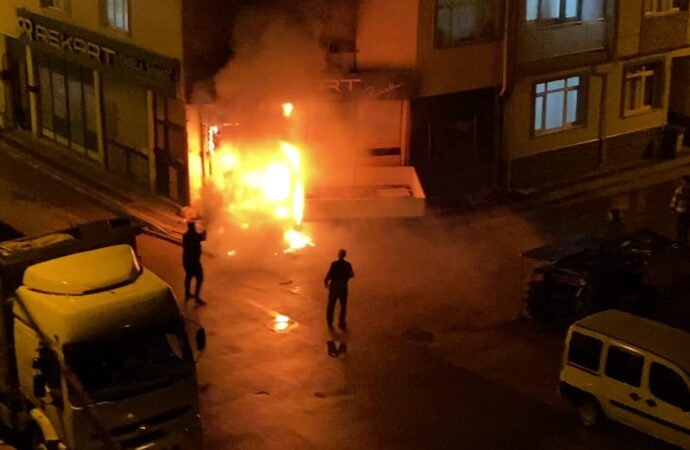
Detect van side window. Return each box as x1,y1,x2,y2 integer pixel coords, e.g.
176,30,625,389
650,362,690,409
605,346,643,387
567,332,602,372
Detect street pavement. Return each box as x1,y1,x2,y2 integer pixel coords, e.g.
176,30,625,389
0,145,681,449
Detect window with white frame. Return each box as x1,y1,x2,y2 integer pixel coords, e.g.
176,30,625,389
534,76,583,133
40,0,66,10
624,63,662,114
526,0,581,22
644,0,683,14
105,0,129,32
435,0,498,47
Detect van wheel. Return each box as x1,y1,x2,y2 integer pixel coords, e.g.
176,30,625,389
576,397,601,428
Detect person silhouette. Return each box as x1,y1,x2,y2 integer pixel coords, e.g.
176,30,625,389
183,221,207,305
324,249,354,330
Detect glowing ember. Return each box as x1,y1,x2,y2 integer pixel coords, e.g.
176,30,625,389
201,103,314,254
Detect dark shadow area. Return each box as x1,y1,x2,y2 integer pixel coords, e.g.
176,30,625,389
0,221,23,241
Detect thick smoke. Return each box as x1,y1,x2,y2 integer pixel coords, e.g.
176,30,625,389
195,1,361,257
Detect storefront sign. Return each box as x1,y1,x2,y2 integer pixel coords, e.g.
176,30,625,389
16,9,178,85
322,72,415,101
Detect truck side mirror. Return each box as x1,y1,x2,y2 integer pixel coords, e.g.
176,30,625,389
33,375,46,398
196,328,206,352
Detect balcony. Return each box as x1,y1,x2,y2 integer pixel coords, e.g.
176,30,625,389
639,10,690,54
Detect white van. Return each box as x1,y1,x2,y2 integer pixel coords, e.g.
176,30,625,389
560,310,690,449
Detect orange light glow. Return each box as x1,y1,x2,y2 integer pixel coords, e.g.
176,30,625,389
282,102,294,118
272,314,293,333
197,103,314,254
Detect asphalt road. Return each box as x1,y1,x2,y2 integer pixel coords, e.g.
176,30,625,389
0,145,680,449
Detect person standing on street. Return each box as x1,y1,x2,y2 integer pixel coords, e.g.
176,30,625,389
670,175,690,247
183,220,207,305
324,249,354,330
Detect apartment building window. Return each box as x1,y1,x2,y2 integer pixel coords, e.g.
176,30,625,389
104,0,129,32
644,0,683,14
435,0,498,47
534,75,583,134
624,63,662,115
526,0,581,23
39,0,66,10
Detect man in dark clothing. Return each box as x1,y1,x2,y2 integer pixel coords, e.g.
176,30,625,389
183,221,207,305
324,249,354,329
670,175,690,246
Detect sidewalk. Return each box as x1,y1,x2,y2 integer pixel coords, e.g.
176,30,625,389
0,130,187,244
2,128,690,243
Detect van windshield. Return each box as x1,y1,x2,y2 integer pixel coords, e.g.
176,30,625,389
63,320,194,405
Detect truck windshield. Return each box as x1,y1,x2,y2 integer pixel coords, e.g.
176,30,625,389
63,320,194,405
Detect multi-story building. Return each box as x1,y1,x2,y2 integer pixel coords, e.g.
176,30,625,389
0,0,238,204
410,0,690,199
0,0,422,213
2,0,689,209
506,0,690,192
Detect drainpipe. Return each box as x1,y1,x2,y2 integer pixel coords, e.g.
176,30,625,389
593,70,609,169
498,0,515,192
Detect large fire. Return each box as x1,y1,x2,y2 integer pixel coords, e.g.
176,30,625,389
202,103,314,255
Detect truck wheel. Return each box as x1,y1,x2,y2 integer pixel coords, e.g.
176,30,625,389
576,397,601,428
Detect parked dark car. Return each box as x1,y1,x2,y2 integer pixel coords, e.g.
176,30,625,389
522,229,675,327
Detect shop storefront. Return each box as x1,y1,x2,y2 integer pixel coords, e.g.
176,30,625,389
7,9,186,202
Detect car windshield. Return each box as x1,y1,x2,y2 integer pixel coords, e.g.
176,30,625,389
63,320,194,405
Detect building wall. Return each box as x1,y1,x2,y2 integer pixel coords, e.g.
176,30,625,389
357,0,419,71
618,0,642,57
0,0,183,60
415,0,502,97
357,0,420,71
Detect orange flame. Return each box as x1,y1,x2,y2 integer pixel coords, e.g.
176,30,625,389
203,103,314,254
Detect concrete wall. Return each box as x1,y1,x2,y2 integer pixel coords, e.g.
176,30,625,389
618,0,642,57
357,0,420,71
415,0,502,97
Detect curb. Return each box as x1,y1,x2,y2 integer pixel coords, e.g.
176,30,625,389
0,134,183,245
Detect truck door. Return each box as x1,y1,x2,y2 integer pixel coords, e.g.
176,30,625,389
14,321,65,441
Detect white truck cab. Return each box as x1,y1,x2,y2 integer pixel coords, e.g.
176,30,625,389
0,220,204,449
560,310,690,449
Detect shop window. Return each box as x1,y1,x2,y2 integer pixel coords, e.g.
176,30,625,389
104,0,129,32
605,346,644,387
644,0,686,15
435,0,498,47
624,62,662,115
526,0,580,23
567,332,602,372
40,0,67,10
649,362,690,409
534,75,583,134
154,95,188,202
